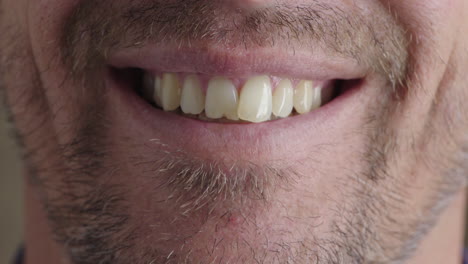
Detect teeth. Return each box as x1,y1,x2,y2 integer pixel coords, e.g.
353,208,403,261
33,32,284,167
272,79,294,118
205,77,239,120
294,80,316,114
310,86,322,111
238,75,272,123
160,73,181,111
181,75,205,115
147,73,336,123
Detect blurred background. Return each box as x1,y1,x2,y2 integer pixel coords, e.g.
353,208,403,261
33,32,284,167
0,103,466,264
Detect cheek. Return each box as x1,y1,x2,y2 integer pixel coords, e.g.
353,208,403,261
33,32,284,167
25,0,87,129
382,0,464,95
27,0,81,64
384,0,463,36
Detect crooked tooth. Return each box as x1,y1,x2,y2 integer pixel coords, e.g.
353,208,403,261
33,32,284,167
294,80,315,114
161,73,181,111
272,79,294,118
205,77,239,120
238,75,272,123
181,75,205,115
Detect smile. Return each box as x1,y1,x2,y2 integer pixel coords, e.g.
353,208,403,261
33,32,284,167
109,46,365,125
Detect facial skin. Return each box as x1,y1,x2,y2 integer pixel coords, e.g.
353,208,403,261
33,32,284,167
0,0,467,263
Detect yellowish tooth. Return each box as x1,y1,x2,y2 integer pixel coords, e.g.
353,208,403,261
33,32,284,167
154,76,162,107
310,86,322,110
272,79,294,118
205,77,239,120
238,76,272,123
181,75,205,115
161,73,181,111
294,80,314,114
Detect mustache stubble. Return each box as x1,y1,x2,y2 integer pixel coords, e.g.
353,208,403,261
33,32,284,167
62,0,410,93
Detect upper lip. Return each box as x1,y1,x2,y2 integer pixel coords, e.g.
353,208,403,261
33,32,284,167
107,44,368,81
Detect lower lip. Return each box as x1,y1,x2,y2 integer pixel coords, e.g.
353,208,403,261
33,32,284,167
106,68,364,151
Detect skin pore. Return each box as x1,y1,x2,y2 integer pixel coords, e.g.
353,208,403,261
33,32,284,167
0,0,467,263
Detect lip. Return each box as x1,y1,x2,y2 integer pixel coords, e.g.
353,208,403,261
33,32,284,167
105,44,368,161
108,44,367,81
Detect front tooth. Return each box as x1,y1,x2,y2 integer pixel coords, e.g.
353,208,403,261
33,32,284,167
181,75,205,115
205,77,239,120
160,73,181,111
238,75,272,123
272,79,294,118
294,80,314,114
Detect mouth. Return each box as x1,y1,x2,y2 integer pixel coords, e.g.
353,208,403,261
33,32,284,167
102,45,371,165
108,47,365,125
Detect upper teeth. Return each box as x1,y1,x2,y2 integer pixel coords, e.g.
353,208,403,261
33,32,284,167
181,74,205,115
143,73,334,123
205,77,239,121
238,75,272,123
